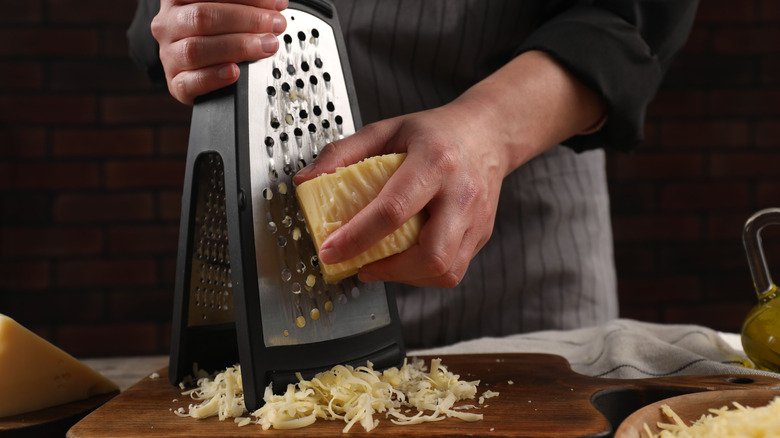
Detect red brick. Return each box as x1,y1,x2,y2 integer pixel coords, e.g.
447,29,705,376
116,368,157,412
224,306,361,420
659,182,749,211
48,0,137,24
757,181,780,206
108,289,174,322
0,61,44,90
0,96,97,124
707,213,753,241
612,246,657,274
695,0,756,22
55,323,160,357
101,95,191,124
664,302,753,333
159,190,184,221
709,90,780,117
646,90,707,119
161,256,178,287
659,120,750,148
608,183,657,214
53,128,154,157
0,227,103,257
50,60,153,92
0,162,100,190
0,28,98,57
612,215,702,243
609,153,705,181
0,193,50,224
618,307,661,324
761,0,780,22
102,27,134,58
756,120,780,148
104,160,186,189
657,243,746,272
679,27,710,55
55,259,157,288
108,225,179,255
710,152,780,178
0,261,50,290
0,128,47,158
762,56,780,85
617,275,701,305
704,274,756,301
0,0,43,23
713,27,780,54
0,291,105,326
159,126,190,156
53,193,155,223
662,55,757,88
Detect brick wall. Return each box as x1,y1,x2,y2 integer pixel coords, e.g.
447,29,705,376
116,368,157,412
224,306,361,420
1,0,778,357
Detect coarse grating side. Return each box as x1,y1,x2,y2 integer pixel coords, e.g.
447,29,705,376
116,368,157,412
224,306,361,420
168,0,406,413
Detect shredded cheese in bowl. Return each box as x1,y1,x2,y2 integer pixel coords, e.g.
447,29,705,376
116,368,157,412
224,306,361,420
643,396,780,437
174,358,490,433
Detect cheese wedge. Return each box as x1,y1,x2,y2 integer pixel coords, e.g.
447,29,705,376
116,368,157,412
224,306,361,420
0,314,119,418
295,153,425,283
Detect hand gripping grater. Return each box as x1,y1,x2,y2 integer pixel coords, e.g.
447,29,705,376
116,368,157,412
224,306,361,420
169,0,406,412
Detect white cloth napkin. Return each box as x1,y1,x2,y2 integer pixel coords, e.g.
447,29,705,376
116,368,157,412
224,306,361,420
409,319,779,379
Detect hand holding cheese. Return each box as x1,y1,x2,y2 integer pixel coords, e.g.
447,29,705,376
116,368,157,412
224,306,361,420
293,51,606,288
0,314,119,418
295,153,426,283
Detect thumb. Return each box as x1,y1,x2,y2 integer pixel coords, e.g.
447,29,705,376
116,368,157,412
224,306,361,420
292,117,403,185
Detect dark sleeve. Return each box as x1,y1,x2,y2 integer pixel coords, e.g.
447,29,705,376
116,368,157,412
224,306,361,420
127,0,166,86
517,0,699,153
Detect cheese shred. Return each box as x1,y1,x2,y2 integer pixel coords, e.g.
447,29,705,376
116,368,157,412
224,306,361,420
174,358,487,432
643,396,780,437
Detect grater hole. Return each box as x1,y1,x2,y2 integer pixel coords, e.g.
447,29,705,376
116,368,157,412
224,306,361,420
282,215,293,228
295,260,306,273
278,182,288,195
281,82,290,92
292,227,302,241
264,136,274,147
335,115,343,125
286,64,295,75
270,117,280,129
309,75,318,85
283,34,292,44
305,274,316,288
314,57,323,68
326,101,335,112
297,31,306,41
295,315,306,328
277,235,287,247
310,308,320,320
351,287,360,298
313,105,322,116
311,28,319,38
272,67,281,79
323,72,331,82
267,219,277,234
297,159,306,171
269,168,278,180
301,61,310,72
324,300,333,312
280,132,289,142
295,78,304,89
310,255,319,267
299,109,308,120
266,86,276,96
284,113,294,125
283,163,294,175
322,120,330,129
337,293,347,305
308,123,316,133
262,187,273,200
281,268,292,282
292,282,302,295
293,127,303,137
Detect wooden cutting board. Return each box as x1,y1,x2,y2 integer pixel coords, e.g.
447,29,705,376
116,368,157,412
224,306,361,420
67,354,780,438
0,391,117,438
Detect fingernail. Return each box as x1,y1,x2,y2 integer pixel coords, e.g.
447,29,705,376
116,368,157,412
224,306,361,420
217,64,236,80
275,0,288,10
319,246,342,264
295,163,315,179
260,33,279,53
272,14,286,34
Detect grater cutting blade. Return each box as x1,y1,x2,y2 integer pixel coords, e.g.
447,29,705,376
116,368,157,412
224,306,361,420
169,0,405,412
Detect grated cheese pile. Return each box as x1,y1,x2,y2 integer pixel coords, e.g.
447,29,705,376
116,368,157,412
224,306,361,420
174,358,489,433
643,396,780,437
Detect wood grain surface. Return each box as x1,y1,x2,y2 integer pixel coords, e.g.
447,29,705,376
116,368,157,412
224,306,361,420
67,354,780,438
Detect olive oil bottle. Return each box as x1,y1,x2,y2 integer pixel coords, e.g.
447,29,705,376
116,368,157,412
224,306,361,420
741,208,780,372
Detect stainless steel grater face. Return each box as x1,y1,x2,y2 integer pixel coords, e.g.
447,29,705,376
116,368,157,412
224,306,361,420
170,0,405,412
246,7,392,347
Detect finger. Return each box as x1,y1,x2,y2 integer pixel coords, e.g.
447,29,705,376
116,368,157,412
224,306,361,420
317,151,439,264
293,118,403,184
162,31,279,73
173,0,287,10
168,63,240,105
158,3,286,42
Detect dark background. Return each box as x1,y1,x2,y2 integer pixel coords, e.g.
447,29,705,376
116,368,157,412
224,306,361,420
2,0,779,357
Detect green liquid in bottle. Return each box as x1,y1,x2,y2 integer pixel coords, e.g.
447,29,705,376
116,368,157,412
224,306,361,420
741,293,780,373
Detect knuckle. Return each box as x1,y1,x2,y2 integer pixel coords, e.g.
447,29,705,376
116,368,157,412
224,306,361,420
427,142,459,174
185,5,215,34
376,194,409,229
421,250,451,279
178,38,201,68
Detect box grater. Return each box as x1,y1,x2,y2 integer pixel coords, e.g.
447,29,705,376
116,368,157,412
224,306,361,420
169,0,406,412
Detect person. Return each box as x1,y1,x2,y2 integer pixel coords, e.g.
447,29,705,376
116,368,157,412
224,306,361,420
128,0,698,348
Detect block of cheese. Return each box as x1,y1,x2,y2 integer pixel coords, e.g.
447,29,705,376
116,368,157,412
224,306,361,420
295,153,425,283
0,314,119,418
